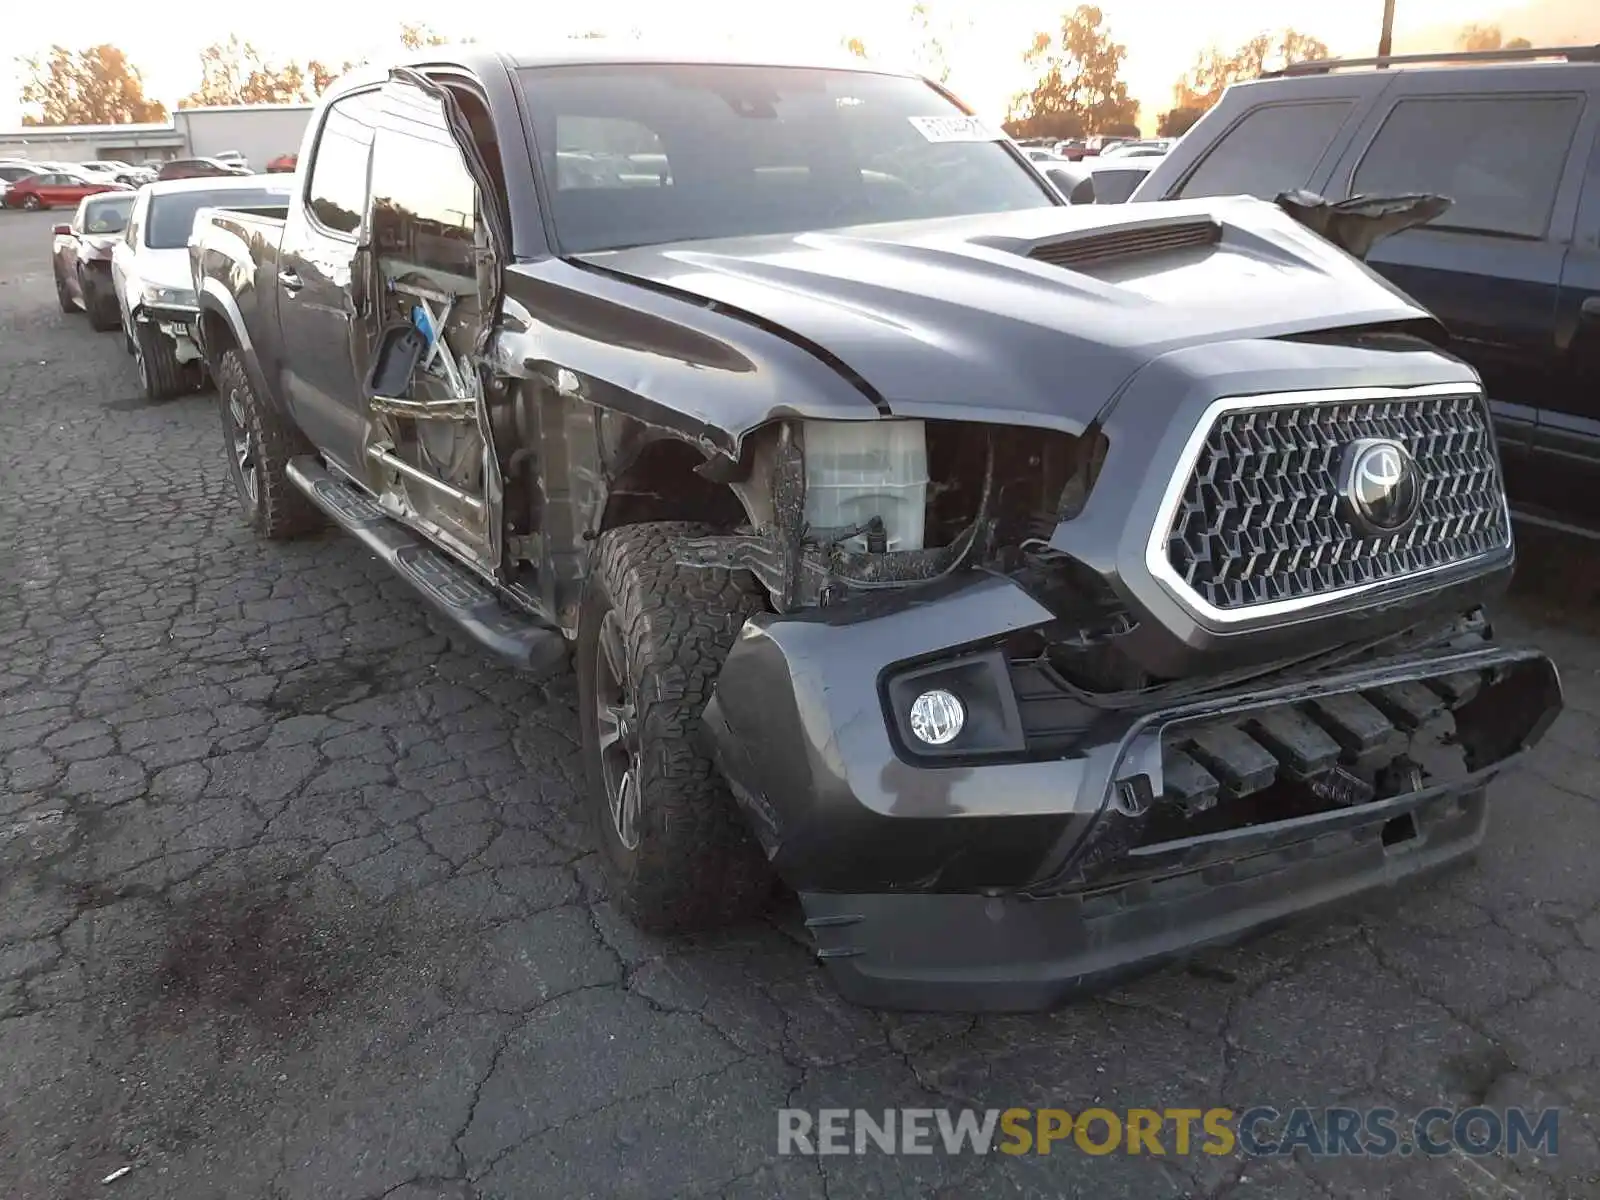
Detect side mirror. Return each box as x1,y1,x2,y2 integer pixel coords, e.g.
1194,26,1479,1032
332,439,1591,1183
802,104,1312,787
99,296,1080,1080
1274,189,1454,261
52,223,72,237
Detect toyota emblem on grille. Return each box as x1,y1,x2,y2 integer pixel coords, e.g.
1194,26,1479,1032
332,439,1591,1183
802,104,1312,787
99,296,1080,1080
1339,438,1421,536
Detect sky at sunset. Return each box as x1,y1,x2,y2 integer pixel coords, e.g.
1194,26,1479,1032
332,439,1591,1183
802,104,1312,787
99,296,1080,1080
3,0,1595,131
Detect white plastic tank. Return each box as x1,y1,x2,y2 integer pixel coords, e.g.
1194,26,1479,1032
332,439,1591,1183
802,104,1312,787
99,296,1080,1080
802,420,928,552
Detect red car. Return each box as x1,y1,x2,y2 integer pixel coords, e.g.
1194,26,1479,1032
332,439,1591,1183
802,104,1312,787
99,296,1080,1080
52,190,136,332
265,153,298,174
5,171,130,210
156,157,251,181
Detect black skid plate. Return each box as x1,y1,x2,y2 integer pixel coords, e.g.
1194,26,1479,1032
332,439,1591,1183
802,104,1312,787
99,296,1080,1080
286,456,568,676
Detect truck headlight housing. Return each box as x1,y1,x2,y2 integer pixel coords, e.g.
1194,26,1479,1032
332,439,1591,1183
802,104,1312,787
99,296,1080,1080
141,283,197,310
801,420,928,552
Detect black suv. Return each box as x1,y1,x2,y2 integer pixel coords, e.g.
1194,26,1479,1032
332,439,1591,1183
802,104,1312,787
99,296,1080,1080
1132,45,1600,527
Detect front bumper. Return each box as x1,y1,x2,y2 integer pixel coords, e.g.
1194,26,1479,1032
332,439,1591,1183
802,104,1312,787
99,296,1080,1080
137,305,204,365
139,303,200,328
703,573,1561,1011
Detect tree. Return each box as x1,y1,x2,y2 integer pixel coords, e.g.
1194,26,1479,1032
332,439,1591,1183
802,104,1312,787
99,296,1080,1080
400,22,449,49
181,36,333,106
1457,24,1531,52
1172,29,1330,113
180,37,359,105
910,2,968,84
1156,104,1205,137
308,60,359,95
399,22,475,48
18,44,168,125
842,36,869,59
1005,6,1139,140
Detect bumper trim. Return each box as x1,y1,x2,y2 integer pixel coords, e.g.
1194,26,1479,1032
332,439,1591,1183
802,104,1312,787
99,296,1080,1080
803,784,1488,1012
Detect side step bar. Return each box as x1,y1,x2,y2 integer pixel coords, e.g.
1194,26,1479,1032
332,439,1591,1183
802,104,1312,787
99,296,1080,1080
286,456,568,676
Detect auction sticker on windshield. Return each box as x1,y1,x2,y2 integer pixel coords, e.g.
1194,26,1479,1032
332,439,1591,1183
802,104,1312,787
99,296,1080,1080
908,115,1000,142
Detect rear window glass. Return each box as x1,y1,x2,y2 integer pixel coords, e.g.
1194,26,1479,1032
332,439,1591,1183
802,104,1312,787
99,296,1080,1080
145,188,289,249
518,63,1055,253
84,195,134,234
1351,95,1583,239
1176,101,1353,199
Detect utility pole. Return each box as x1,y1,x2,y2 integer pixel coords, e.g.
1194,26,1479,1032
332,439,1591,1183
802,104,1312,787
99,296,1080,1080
1378,0,1397,62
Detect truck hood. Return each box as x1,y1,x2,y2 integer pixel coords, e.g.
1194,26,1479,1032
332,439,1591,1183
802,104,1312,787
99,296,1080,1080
576,196,1439,429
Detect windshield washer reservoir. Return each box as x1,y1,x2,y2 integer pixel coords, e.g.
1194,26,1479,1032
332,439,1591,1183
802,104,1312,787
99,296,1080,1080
803,420,928,552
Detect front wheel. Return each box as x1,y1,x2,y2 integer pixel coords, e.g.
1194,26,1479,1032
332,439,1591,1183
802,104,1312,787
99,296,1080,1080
577,522,774,933
132,320,189,401
22,194,42,211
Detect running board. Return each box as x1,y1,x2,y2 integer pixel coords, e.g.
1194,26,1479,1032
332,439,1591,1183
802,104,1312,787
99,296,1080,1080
286,456,567,676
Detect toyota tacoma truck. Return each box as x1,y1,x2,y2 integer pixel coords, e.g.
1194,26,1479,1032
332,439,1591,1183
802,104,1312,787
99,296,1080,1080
189,46,1561,1011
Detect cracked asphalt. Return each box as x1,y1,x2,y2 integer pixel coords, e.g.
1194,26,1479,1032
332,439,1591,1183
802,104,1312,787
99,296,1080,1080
2,206,1600,1200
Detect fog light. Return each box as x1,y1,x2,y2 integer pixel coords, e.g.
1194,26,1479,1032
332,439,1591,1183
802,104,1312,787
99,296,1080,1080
909,689,965,746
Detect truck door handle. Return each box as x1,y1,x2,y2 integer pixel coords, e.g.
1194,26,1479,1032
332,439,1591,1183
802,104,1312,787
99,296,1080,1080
277,269,303,293
1582,296,1600,322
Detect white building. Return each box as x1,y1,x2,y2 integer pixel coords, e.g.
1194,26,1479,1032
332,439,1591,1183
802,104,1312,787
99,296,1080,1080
0,103,314,171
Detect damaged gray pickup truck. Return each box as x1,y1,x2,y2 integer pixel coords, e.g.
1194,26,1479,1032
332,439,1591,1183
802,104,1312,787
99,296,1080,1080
190,46,1561,1011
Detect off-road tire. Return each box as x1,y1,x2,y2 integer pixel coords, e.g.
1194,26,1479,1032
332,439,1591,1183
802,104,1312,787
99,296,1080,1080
134,320,188,401
54,269,74,314
216,347,322,541
578,522,773,932
82,270,118,332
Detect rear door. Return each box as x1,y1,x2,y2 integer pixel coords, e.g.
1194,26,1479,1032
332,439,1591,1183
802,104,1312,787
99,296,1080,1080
274,88,382,470
1548,112,1600,519
1341,77,1592,505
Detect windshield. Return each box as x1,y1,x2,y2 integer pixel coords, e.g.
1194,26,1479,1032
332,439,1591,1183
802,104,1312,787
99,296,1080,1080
85,194,135,234
517,64,1055,253
145,187,288,249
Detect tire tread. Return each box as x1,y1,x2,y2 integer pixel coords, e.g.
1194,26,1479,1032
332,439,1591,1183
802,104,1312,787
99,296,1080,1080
217,348,322,541
586,521,772,932
136,321,188,401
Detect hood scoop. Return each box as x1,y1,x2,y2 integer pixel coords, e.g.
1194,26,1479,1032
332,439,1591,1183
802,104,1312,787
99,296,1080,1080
1026,218,1221,270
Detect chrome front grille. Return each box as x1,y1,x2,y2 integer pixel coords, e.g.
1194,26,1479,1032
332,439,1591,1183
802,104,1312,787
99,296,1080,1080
1159,388,1509,614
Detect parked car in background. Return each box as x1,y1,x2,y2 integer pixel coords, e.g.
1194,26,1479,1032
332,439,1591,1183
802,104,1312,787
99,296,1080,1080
82,159,156,186
4,172,130,210
1131,42,1600,529
73,162,123,183
1023,147,1074,166
1083,134,1130,155
1100,138,1174,158
52,191,137,331
0,161,42,206
266,153,298,173
0,160,42,183
1053,139,1089,160
112,173,291,400
156,157,252,181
